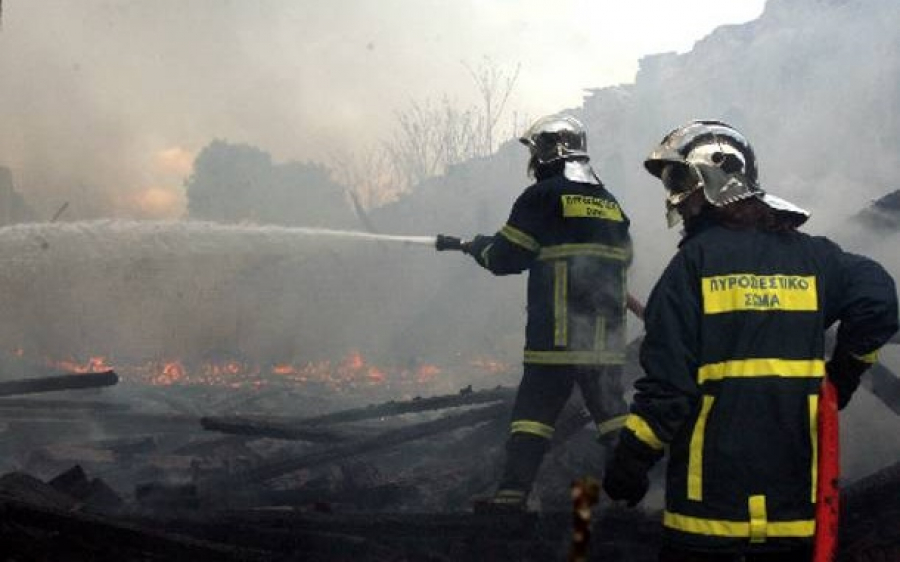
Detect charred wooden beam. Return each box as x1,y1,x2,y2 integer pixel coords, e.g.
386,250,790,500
198,386,515,442
0,371,118,397
203,402,510,489
296,385,515,425
200,415,359,442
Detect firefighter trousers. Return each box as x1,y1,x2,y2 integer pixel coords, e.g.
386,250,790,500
497,363,627,495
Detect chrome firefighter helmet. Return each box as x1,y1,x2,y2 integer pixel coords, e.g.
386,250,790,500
520,115,596,181
644,120,809,227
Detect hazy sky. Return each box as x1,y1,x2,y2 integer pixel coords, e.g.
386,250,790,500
0,0,765,218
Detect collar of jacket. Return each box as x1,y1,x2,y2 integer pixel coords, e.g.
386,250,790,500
678,213,720,247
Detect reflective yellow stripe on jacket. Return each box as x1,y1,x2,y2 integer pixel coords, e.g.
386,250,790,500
687,396,715,501
624,414,664,451
499,224,540,252
808,394,819,503
697,358,825,385
664,510,815,539
538,243,630,262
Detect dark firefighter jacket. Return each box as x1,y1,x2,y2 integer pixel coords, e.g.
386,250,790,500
467,173,631,366
623,222,899,552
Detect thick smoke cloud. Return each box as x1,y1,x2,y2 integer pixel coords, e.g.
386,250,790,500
0,0,764,218
0,0,897,480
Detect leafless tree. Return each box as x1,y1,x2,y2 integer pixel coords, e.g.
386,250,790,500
335,58,522,209
383,96,483,191
465,57,522,158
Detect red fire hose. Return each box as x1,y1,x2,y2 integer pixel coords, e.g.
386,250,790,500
814,377,840,562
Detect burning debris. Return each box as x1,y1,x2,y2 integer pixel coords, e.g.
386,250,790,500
0,370,117,397
0,213,893,559
0,348,895,560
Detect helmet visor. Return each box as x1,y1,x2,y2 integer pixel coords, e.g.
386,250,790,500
660,163,701,206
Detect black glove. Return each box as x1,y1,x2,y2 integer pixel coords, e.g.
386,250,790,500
464,234,492,257
826,349,870,410
435,234,465,252
602,431,662,507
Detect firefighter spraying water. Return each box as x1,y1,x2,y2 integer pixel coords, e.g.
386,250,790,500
435,114,635,512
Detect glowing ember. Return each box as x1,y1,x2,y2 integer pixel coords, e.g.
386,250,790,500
152,361,186,386
48,355,115,373
416,364,441,383
271,364,295,376
367,366,386,383
469,357,512,375
343,350,365,370
9,349,512,391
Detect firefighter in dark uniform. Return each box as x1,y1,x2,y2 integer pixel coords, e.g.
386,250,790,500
463,115,632,510
602,120,899,561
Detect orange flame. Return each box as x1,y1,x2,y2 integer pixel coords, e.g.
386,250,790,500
10,349,512,390
271,364,296,376
48,355,115,373
416,364,441,383
152,361,186,386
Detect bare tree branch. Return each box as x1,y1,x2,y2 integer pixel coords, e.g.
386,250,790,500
345,57,522,200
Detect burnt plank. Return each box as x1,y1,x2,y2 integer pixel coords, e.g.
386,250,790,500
0,371,118,397
199,385,514,441
296,385,515,425
204,402,510,489
200,415,358,442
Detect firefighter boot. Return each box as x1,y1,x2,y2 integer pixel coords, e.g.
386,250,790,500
475,432,550,513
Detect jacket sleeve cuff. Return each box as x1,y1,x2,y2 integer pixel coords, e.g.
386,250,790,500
466,235,494,265
619,424,665,467
623,414,665,452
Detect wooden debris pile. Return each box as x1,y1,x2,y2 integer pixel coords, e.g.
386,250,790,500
0,362,898,560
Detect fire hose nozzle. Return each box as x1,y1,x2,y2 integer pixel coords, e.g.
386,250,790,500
435,234,465,252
